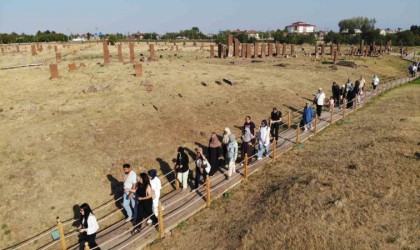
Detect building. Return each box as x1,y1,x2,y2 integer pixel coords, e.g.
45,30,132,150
286,21,316,34
245,30,260,40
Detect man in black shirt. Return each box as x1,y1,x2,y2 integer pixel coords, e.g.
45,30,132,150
332,82,340,107
270,107,282,142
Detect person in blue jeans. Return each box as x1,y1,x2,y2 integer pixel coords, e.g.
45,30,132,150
122,164,137,222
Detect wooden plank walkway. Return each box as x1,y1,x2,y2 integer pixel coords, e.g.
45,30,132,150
9,75,416,250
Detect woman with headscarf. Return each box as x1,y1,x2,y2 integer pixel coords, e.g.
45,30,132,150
241,127,254,162
208,132,222,176
194,147,211,188
227,133,238,179
222,127,231,168
174,147,189,191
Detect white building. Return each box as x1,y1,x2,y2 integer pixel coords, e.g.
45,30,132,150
286,21,316,34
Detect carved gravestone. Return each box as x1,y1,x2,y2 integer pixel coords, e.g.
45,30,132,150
135,63,142,77
246,44,252,58
56,52,61,62
333,50,338,64
210,44,215,58
254,43,259,58
150,44,156,60
103,40,110,64
261,44,266,58
275,43,280,57
360,40,364,56
31,44,37,56
321,44,325,55
118,44,123,62
218,44,223,58
291,44,295,56
129,43,135,63
49,64,59,79
79,63,86,68
234,39,240,57
241,43,246,58
268,43,273,57
282,43,286,57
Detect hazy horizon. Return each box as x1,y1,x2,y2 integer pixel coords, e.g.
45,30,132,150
0,0,419,35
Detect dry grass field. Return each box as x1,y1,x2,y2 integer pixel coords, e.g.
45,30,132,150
0,41,412,247
147,79,420,250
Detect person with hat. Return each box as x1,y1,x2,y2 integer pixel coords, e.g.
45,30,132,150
257,119,271,160
147,169,161,225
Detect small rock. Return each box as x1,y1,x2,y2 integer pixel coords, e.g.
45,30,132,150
199,131,206,137
201,81,207,86
215,80,222,85
178,93,183,98
334,200,343,207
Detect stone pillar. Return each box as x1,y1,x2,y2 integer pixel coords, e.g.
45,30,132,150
246,44,252,58
103,40,110,64
241,43,246,58
130,43,135,62
228,34,233,57
275,43,280,57
218,43,223,58
118,44,123,62
337,43,341,55
314,43,318,58
68,63,77,71
16,45,20,52
321,44,325,55
210,44,215,58
149,44,156,60
360,40,364,56
282,43,286,57
333,50,338,64
135,63,142,77
31,44,37,56
234,38,240,57
291,44,295,56
261,44,266,58
56,52,61,62
268,43,273,57
49,64,59,79
254,43,259,58
222,46,227,57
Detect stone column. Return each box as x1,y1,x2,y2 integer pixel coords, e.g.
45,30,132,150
118,44,123,62
135,63,142,77
321,44,325,55
360,40,364,56
49,64,59,79
103,40,110,64
261,43,266,58
291,44,295,56
241,43,246,58
149,44,156,60
254,43,259,58
337,43,341,55
228,34,233,57
267,43,273,57
210,44,215,58
282,43,286,57
55,52,61,62
129,43,135,63
333,50,338,64
246,44,252,58
275,43,280,57
218,43,223,58
315,43,318,58
31,44,37,56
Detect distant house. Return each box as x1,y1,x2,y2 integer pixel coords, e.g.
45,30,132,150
245,30,260,40
286,21,316,34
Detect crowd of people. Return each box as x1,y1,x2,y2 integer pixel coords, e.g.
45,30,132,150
77,74,389,248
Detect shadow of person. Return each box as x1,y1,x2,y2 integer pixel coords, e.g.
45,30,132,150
156,157,175,188
107,174,123,209
283,104,301,113
71,204,81,228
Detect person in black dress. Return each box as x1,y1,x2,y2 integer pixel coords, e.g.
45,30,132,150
132,173,157,234
207,132,222,176
270,107,282,142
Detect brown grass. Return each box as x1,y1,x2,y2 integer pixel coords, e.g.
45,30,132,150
0,42,413,247
147,80,420,250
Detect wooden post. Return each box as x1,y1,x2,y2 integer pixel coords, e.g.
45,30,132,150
272,139,276,162
330,106,334,124
295,125,300,144
314,115,318,135
288,110,291,129
158,202,164,239
84,242,90,250
244,153,248,181
343,100,346,117
57,217,67,250
206,176,211,207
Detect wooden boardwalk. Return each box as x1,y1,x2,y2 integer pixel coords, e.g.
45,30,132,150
9,74,417,250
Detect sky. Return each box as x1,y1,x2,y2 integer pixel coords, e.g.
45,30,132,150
0,0,419,35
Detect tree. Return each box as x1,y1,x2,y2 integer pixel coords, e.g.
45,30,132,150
338,17,376,32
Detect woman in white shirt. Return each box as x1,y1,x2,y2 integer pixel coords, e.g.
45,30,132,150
78,203,100,249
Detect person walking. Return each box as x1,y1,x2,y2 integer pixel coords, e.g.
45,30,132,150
313,88,326,118
270,107,282,143
174,147,189,191
302,102,314,131
132,173,157,234
122,164,137,222
78,203,100,249
243,116,256,143
222,127,231,169
257,119,271,160
208,132,222,176
147,169,161,225
359,75,366,93
227,133,238,179
332,82,340,107
372,75,380,91
194,147,211,188
241,127,254,163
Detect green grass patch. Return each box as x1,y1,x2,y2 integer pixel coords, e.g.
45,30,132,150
177,221,188,230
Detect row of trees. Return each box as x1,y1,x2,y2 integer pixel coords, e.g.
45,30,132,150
0,30,68,43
